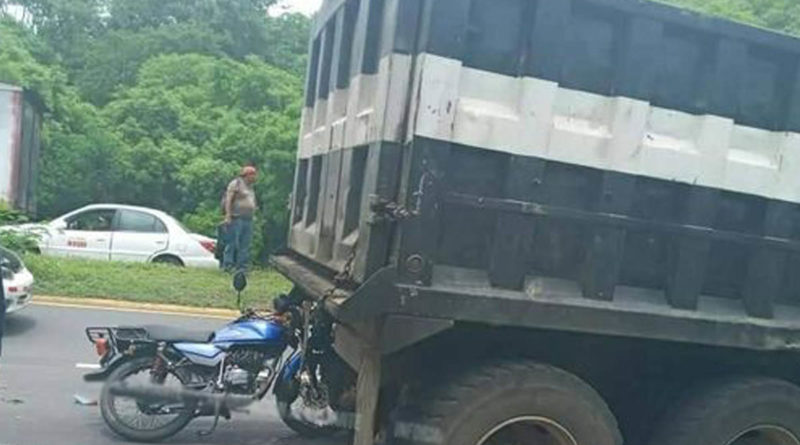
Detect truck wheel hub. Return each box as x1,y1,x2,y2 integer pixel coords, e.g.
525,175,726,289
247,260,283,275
477,416,578,445
727,426,800,445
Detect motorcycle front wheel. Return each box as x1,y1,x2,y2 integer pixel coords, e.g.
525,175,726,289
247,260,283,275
100,357,197,442
274,375,341,438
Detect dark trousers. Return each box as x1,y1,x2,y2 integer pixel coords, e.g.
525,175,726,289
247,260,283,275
222,217,253,272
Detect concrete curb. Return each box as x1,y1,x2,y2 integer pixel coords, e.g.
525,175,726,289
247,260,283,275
33,295,239,319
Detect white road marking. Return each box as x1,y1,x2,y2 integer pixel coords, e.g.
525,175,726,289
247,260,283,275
75,363,101,370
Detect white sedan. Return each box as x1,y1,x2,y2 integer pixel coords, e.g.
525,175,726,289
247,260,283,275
1,245,34,314
6,204,219,268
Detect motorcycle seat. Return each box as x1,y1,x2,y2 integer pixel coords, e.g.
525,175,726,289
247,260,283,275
140,325,214,343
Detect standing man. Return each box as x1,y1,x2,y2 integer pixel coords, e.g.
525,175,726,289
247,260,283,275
222,165,258,272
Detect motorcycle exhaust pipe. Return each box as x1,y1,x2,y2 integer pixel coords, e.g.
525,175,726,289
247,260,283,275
107,382,255,410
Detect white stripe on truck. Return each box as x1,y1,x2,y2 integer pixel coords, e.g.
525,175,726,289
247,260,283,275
298,52,800,204
412,53,800,203
298,54,413,159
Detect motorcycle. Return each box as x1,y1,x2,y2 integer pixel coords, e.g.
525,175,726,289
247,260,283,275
82,271,355,442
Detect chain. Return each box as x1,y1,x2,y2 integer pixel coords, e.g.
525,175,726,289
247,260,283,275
335,240,358,287
322,240,358,302
321,166,433,300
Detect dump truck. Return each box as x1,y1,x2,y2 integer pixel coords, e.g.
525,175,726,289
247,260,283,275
271,1,800,444
0,83,42,215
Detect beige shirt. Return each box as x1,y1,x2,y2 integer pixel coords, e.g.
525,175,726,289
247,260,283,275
226,177,257,218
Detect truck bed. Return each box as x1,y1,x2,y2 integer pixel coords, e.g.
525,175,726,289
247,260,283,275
275,253,800,351
279,0,800,352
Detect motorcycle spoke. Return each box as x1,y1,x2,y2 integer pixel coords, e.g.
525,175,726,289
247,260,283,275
110,366,188,431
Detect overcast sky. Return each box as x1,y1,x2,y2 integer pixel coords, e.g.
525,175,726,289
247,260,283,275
273,0,323,16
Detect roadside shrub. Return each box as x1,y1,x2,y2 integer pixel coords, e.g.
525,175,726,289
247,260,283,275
182,205,221,238
0,230,40,253
0,201,29,224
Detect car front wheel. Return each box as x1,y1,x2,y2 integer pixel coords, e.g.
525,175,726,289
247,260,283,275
152,256,183,267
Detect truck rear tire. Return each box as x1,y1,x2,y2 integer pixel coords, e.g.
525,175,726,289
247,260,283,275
649,377,800,445
392,360,621,445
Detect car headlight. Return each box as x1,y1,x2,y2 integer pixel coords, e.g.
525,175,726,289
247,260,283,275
1,266,12,280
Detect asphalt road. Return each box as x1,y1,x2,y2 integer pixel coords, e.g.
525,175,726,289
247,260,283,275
0,304,347,445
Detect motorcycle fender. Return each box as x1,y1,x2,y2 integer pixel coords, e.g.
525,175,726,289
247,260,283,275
273,351,302,397
82,344,159,382
82,355,130,382
283,351,302,381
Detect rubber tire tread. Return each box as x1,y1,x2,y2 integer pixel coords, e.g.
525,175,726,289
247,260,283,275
649,377,800,445
393,359,622,445
100,357,196,442
152,255,183,267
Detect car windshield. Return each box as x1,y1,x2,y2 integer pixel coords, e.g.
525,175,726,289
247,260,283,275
0,245,23,274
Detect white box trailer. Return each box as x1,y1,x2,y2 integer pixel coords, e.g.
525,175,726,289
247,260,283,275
0,82,42,215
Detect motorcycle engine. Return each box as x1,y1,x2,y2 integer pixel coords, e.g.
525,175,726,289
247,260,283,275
223,350,270,394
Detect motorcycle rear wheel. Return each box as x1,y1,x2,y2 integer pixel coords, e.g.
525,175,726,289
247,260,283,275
100,357,197,442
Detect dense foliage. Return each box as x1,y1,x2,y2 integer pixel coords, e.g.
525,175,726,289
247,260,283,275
0,201,39,251
0,201,29,224
0,0,309,262
660,0,800,35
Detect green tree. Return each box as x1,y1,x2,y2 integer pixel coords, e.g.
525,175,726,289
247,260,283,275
13,0,104,68
0,17,61,103
1,3,309,260
660,0,800,36
263,12,311,76
101,54,301,254
75,23,227,105
104,0,278,58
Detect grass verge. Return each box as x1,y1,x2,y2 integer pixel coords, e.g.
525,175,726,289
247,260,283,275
23,255,291,310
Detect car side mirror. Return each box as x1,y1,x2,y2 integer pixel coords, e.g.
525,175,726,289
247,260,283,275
52,221,67,232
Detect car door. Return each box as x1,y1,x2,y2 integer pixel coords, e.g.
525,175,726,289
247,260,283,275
110,209,169,263
50,208,116,260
